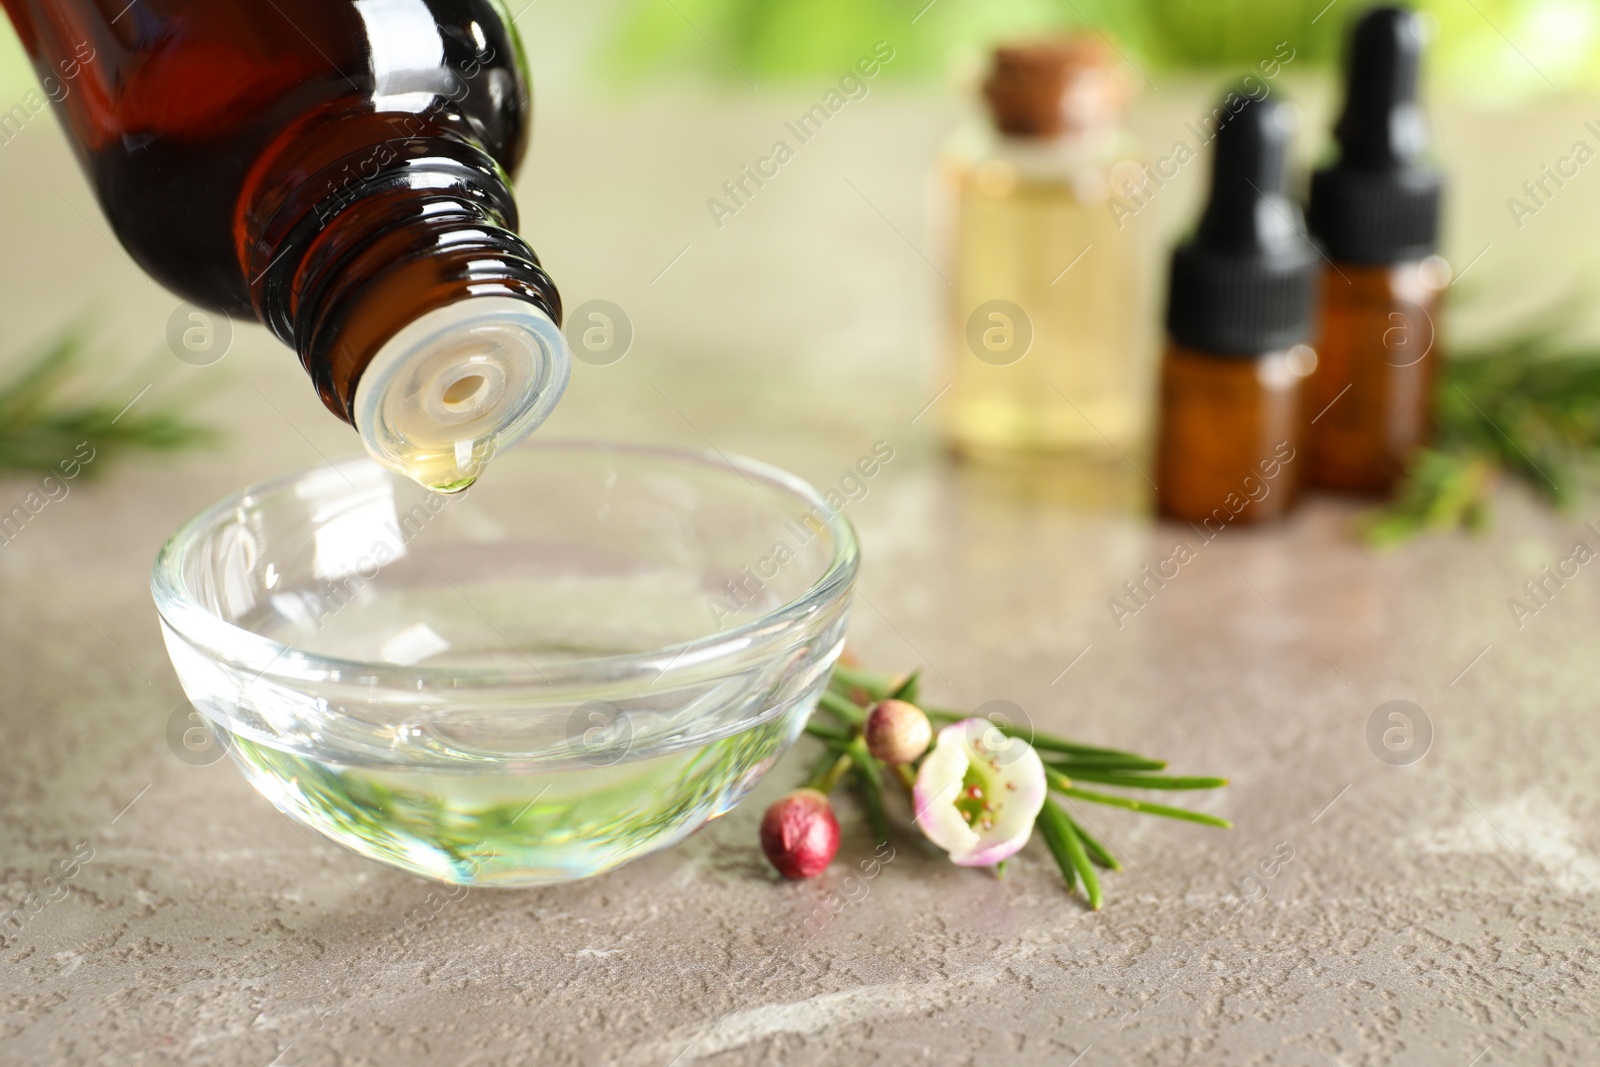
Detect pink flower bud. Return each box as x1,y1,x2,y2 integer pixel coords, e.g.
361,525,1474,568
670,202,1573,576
864,699,933,765
760,788,840,879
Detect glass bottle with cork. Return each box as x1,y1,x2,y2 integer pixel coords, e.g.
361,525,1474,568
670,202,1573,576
0,0,572,493
939,38,1150,460
1155,91,1319,526
1304,5,1447,495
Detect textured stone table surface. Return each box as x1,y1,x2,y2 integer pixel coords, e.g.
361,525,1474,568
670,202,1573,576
1,24,1598,1065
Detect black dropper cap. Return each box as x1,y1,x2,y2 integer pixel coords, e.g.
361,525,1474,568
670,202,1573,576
1308,6,1443,264
1166,92,1319,356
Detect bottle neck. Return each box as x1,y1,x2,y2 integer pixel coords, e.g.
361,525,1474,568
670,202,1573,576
241,121,568,491
990,121,1120,164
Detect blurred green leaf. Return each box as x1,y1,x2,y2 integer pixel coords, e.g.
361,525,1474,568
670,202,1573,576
0,328,219,479
1368,315,1600,546
602,0,1600,97
1362,449,1496,548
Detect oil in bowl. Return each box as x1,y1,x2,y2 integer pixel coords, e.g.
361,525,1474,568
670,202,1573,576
153,443,858,886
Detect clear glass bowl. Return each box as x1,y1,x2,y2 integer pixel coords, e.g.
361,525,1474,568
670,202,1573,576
152,442,858,886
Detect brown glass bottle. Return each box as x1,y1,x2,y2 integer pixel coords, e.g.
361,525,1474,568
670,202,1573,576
1155,91,1319,526
1156,344,1308,524
1304,260,1445,492
1305,7,1446,495
1,0,570,491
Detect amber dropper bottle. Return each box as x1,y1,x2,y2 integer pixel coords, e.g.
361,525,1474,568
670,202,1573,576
0,0,571,493
1155,92,1319,526
1305,6,1447,494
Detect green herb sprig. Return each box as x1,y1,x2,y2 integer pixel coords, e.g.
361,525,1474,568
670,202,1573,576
803,662,1229,910
0,329,218,478
1368,325,1600,546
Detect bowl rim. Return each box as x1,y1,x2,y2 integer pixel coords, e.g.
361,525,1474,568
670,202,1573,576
151,440,860,689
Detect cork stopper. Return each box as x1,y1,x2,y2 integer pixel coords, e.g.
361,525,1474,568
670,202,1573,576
982,37,1127,138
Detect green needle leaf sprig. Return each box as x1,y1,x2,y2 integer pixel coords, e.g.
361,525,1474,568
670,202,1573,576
0,328,218,478
797,661,1231,909
1369,318,1600,545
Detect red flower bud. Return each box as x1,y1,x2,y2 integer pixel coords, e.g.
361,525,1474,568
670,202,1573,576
864,699,933,765
760,788,840,879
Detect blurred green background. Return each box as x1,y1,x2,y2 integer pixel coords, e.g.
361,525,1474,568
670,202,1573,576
5,0,1594,99
601,0,1600,101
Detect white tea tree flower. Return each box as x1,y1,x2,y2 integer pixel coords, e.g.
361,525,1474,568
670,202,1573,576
914,718,1047,866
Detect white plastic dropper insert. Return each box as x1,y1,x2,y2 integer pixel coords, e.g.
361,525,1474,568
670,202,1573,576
352,296,572,493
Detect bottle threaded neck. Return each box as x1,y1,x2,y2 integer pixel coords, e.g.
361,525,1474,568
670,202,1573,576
246,134,569,490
